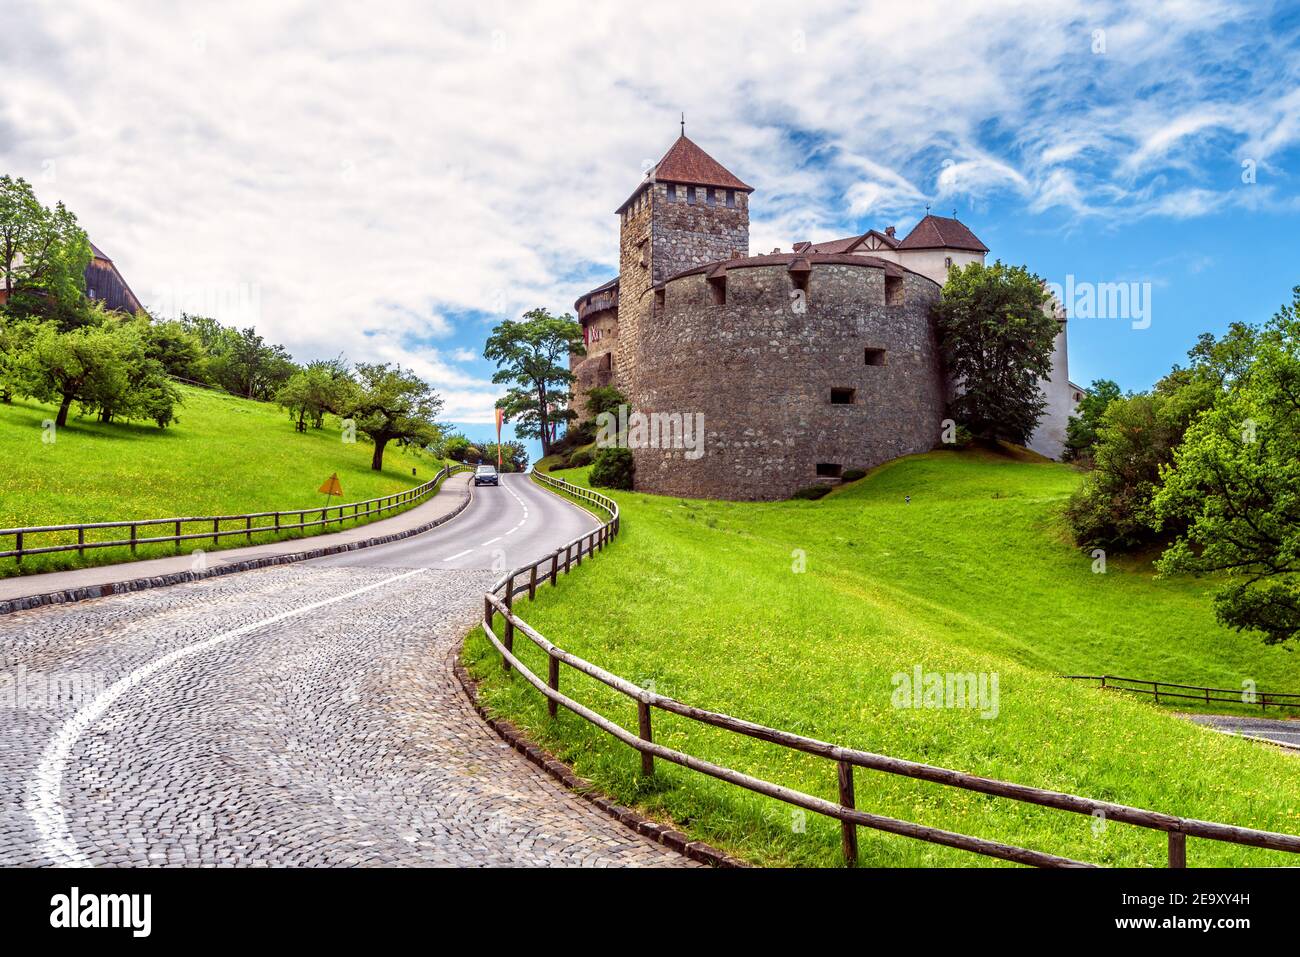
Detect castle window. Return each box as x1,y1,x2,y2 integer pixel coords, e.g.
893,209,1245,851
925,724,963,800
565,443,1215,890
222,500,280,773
830,388,856,405
790,268,811,300
885,275,904,305
864,348,887,366
816,463,843,478
708,275,726,305
945,256,953,269
726,189,735,208
667,184,676,203
687,186,696,205
706,187,716,205
654,288,665,314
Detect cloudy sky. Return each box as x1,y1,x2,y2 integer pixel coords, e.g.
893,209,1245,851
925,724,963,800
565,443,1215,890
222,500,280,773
3,0,1298,449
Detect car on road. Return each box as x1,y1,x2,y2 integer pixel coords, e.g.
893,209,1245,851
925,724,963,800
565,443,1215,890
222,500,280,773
473,464,499,486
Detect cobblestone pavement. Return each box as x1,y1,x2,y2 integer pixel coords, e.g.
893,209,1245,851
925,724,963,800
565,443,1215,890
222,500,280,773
0,495,692,866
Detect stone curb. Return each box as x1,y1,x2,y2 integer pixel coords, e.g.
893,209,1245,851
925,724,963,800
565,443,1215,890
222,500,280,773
0,483,473,617
452,656,747,869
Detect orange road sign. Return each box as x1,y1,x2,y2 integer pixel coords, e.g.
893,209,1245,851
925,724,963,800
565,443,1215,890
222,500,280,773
318,473,343,497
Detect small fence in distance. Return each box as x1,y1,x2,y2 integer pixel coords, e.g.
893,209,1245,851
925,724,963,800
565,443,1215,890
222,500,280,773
480,473,1300,868
0,464,469,565
1064,674,1300,712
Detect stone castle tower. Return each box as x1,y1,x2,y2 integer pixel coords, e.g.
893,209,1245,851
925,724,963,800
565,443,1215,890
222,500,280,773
569,131,1078,499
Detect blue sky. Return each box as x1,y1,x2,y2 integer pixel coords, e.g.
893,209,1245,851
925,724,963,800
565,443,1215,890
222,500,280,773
2,1,1298,466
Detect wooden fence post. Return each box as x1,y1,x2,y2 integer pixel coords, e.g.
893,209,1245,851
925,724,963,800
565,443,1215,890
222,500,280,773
213,518,219,545
15,531,22,564
1168,831,1186,868
503,576,515,669
528,563,537,600
547,654,559,718
551,551,560,586
130,523,137,554
175,520,181,553
838,760,858,866
564,543,572,574
77,526,84,557
637,700,654,776
246,515,252,543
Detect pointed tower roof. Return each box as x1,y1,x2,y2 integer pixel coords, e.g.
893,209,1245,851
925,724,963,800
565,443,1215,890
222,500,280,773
897,214,988,252
618,134,753,212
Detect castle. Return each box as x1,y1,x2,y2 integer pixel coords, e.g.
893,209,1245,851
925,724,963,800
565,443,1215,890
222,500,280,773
571,132,1078,501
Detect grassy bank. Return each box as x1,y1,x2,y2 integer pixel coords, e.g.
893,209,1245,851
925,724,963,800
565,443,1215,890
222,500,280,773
466,450,1300,867
0,386,450,576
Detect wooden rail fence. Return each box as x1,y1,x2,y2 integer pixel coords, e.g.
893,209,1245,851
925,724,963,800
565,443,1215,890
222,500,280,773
1064,674,1300,712
1,464,470,564
482,473,1300,868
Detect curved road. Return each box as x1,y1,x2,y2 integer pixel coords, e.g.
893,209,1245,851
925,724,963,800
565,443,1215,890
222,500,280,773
0,474,691,867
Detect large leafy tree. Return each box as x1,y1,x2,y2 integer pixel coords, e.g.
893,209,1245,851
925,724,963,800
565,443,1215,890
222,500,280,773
345,362,443,471
276,358,354,431
1062,378,1122,463
484,308,584,457
0,175,91,315
20,315,129,427
932,261,1057,444
1155,290,1300,646
1065,324,1254,550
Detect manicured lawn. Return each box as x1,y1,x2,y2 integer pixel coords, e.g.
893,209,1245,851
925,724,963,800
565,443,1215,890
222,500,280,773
465,449,1300,867
0,386,450,577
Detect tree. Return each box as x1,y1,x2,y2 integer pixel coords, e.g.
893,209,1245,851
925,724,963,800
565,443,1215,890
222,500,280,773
1155,290,1300,645
1065,324,1253,550
585,385,628,421
276,359,353,432
481,440,529,472
1063,378,1122,463
590,446,634,490
484,308,585,457
20,318,129,427
932,261,1058,444
345,363,443,471
0,175,91,314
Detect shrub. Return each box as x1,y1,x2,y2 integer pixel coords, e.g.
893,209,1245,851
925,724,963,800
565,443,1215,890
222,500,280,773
791,485,832,500
569,449,593,468
552,420,596,456
547,459,570,472
590,447,634,490
840,468,867,482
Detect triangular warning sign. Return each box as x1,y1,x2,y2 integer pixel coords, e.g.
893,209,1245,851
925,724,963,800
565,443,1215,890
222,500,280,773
318,473,343,497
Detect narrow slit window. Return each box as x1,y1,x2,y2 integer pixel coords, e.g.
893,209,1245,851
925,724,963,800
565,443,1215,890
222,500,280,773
654,288,665,314
687,186,696,205
830,388,856,405
726,189,735,207
864,348,886,366
667,184,676,203
816,463,843,478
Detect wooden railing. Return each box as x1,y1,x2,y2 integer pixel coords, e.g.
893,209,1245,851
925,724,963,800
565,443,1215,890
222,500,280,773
1064,674,1300,712
482,474,1300,868
1,464,470,564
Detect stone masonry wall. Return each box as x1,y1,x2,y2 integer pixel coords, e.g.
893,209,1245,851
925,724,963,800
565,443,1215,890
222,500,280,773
629,262,946,501
650,183,749,284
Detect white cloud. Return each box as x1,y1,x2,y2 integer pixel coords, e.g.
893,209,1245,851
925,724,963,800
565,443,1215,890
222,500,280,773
1,0,1297,421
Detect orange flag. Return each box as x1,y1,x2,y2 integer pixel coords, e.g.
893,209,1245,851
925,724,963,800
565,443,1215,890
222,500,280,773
495,407,504,468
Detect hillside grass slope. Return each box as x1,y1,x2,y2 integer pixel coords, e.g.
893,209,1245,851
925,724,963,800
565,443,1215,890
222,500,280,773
0,385,448,576
465,449,1300,867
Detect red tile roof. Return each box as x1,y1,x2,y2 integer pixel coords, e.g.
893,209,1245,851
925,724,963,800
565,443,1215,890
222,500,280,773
652,135,752,191
793,228,901,255
618,135,752,211
897,214,988,252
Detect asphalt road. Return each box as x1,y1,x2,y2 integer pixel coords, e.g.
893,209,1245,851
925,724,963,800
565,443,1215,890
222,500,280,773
1185,713,1300,751
0,474,691,867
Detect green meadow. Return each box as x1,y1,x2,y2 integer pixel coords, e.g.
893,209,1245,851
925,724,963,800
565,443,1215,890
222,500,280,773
465,449,1300,867
0,385,447,577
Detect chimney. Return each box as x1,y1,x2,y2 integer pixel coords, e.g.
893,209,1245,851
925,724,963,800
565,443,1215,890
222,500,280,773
885,226,896,237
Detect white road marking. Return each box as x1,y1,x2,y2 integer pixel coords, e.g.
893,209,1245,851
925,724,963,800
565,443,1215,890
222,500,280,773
442,549,473,562
25,566,427,868
439,476,531,563
480,536,502,546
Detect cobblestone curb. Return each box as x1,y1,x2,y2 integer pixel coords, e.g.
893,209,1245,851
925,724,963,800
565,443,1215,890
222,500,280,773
452,655,747,868
0,486,472,617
